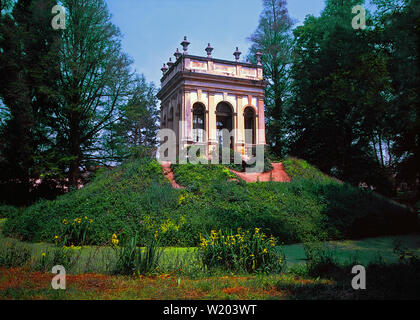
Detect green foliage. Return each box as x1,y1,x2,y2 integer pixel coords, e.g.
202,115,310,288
248,0,294,157
35,246,76,273
172,162,237,192
0,0,62,206
112,232,162,275
2,158,180,245
4,157,418,247
0,240,31,268
198,228,285,273
102,76,159,163
0,205,21,219
59,216,94,246
282,157,331,181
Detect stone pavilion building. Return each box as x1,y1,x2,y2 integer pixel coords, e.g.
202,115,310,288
157,37,267,157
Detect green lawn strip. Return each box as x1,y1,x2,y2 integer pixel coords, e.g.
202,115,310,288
1,217,419,273
282,233,420,266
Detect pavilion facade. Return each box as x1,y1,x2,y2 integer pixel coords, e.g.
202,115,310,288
157,37,267,157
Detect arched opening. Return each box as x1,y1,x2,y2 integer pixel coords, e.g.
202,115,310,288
192,103,205,143
216,102,234,149
244,107,256,146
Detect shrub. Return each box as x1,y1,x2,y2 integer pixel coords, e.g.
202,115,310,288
282,157,330,181
2,158,179,245
0,205,21,219
198,228,285,273
59,216,94,246
172,162,236,192
35,246,76,273
112,232,162,275
0,240,31,268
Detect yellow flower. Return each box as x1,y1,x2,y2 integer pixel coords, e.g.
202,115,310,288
41,252,46,257
62,219,68,225
178,194,186,205
54,235,59,240
255,228,260,234
112,233,119,246
263,248,268,254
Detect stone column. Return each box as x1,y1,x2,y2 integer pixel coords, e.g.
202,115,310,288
180,91,186,148
208,92,217,154
184,91,192,143
258,97,266,145
236,96,244,154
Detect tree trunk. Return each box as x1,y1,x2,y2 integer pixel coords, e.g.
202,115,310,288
68,111,81,188
378,134,384,168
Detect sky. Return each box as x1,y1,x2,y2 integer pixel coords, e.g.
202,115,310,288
105,0,326,86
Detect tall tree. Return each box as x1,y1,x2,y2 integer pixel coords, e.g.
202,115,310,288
53,0,133,187
248,0,294,157
288,0,394,191
371,0,420,191
101,75,159,163
0,0,61,204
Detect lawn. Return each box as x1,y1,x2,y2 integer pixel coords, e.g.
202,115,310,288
1,217,419,300
1,218,419,272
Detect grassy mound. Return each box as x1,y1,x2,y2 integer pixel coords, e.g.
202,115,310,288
3,158,182,245
3,157,418,246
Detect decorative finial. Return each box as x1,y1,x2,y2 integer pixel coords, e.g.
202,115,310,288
161,63,168,75
174,48,182,60
167,58,174,68
205,43,213,58
233,47,241,62
256,51,263,65
180,36,190,54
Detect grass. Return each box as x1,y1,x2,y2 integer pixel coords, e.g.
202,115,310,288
1,217,419,272
1,219,419,299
